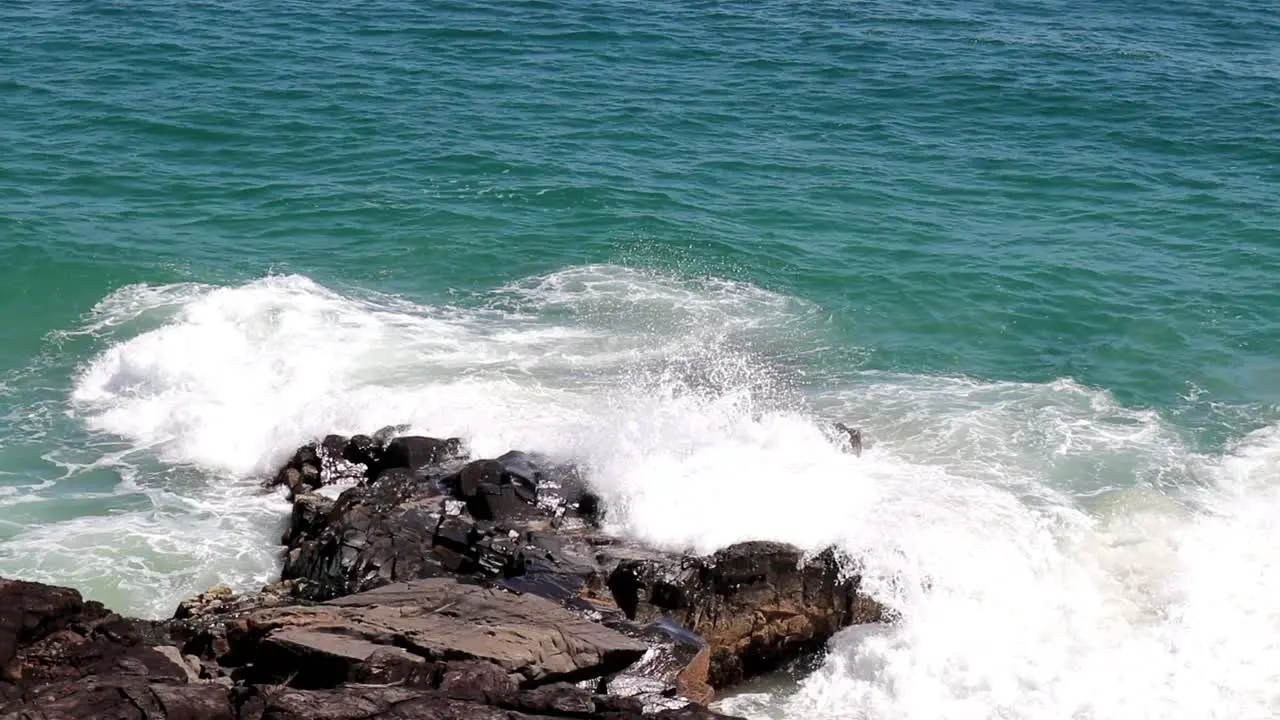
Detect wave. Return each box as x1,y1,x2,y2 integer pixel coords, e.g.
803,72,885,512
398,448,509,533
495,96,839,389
0,268,1274,719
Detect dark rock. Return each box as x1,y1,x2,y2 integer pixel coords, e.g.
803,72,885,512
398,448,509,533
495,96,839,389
833,423,863,457
281,470,449,601
437,661,518,703
0,678,235,720
266,444,323,496
0,579,90,679
280,493,334,546
280,444,602,601
603,620,712,708
376,436,466,477
264,433,885,707
508,683,596,716
321,434,349,459
232,578,648,689
169,580,313,665
606,542,883,688
341,434,379,468
240,684,741,720
371,424,409,446
0,578,187,690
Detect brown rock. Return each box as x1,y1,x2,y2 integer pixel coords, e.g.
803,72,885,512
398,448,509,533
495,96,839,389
606,541,884,688
234,578,648,689
0,679,235,720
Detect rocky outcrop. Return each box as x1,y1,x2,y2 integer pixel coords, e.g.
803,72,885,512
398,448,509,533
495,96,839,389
605,542,884,687
240,684,735,720
279,442,600,602
0,426,888,720
271,432,885,698
228,578,648,688
8,679,237,720
0,578,187,696
0,577,741,720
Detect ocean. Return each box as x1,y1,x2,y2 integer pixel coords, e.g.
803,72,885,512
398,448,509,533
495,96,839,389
2,0,1278,717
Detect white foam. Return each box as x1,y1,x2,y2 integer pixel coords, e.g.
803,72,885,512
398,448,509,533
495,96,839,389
2,269,1275,719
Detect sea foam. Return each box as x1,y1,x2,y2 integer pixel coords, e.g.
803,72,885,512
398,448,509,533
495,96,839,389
0,269,1273,720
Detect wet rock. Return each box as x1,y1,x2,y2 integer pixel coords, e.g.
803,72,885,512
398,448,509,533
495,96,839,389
281,468,450,600
232,578,648,689
603,620,712,708
370,435,466,479
833,422,863,456
264,433,885,706
280,442,603,601
279,493,334,546
606,542,884,688
341,434,380,468
447,459,539,521
507,683,596,715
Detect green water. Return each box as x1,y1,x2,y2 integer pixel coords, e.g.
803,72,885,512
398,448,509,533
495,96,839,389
2,1,1279,717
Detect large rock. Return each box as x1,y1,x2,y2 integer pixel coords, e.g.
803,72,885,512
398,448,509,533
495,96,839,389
281,444,599,602
265,433,465,499
238,684,739,720
0,579,187,692
605,542,884,687
230,578,649,689
2,679,235,720
0,575,742,720
270,434,887,699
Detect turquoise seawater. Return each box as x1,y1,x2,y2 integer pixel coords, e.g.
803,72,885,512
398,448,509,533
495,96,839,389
2,1,1279,718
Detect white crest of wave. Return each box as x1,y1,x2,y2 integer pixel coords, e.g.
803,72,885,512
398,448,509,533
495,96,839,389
29,269,1280,718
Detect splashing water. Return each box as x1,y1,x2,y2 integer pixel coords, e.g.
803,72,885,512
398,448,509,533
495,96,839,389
0,269,1275,720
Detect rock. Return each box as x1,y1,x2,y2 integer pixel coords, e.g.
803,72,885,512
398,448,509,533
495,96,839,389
240,684,741,720
174,581,307,623
0,571,757,720
0,579,90,680
0,578,188,691
169,580,313,665
447,459,538,521
1,678,236,719
280,443,602,602
605,542,883,688
232,578,649,689
261,433,886,707
603,620,712,708
266,444,323,497
341,434,380,467
153,645,202,683
507,683,595,715
370,436,466,479
281,468,451,600
437,661,518,704
280,493,334,546
833,422,863,456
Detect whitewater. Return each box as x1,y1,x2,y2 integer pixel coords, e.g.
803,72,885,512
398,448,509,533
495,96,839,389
1,268,1276,720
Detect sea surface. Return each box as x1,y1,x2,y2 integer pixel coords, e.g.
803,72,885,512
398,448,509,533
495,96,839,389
2,1,1279,718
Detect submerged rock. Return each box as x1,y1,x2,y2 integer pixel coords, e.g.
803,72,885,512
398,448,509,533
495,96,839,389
833,422,863,456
